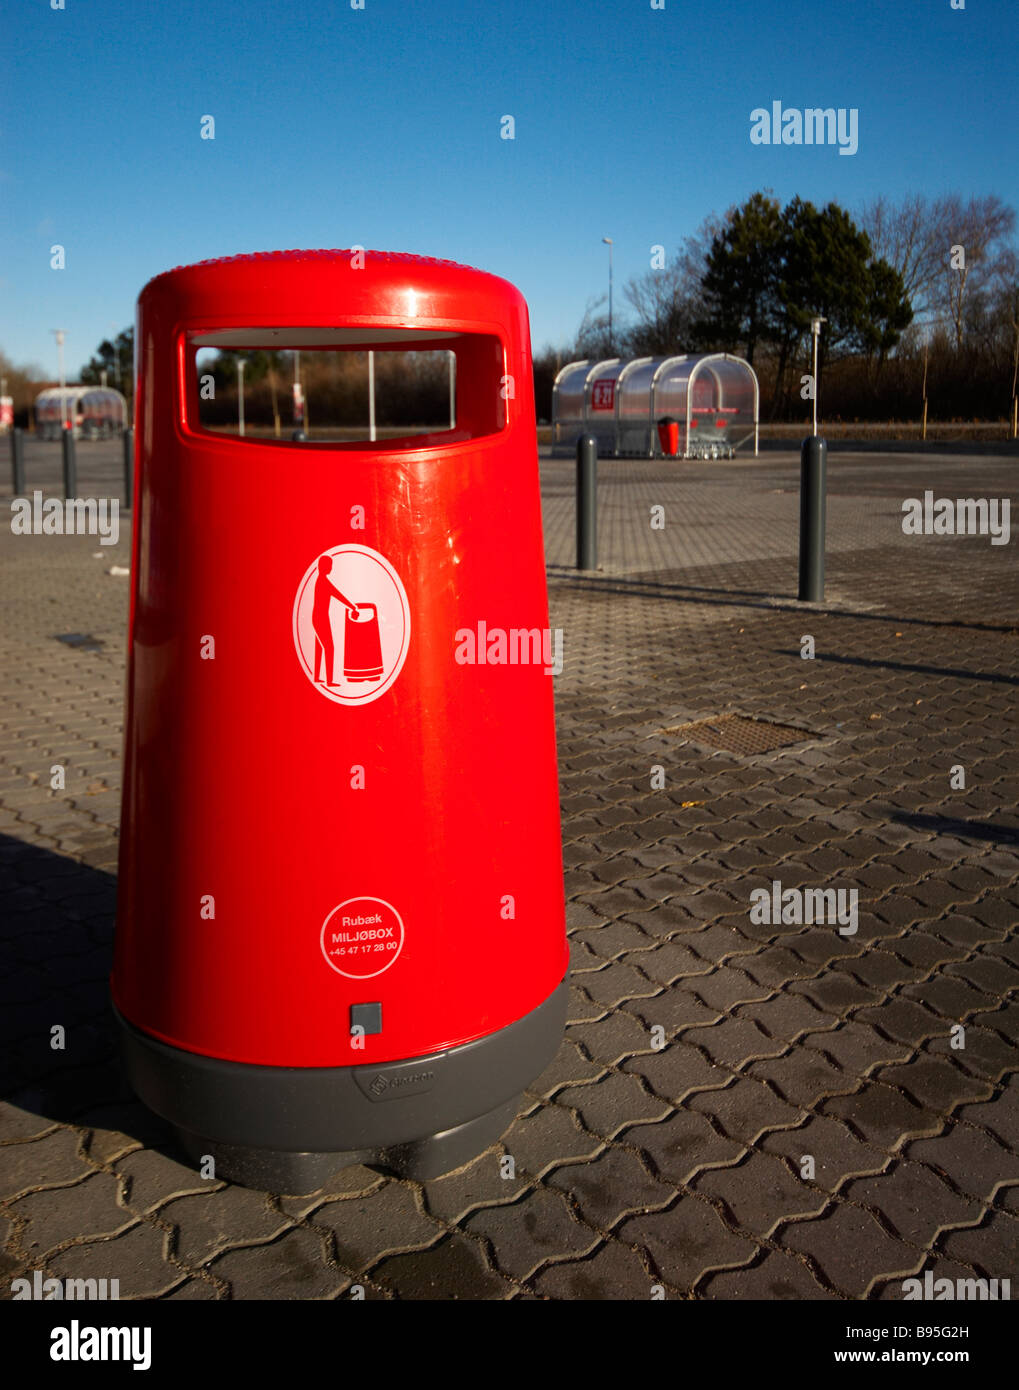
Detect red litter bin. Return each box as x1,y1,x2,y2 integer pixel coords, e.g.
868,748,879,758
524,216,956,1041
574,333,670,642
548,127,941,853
657,415,680,457
112,249,569,1190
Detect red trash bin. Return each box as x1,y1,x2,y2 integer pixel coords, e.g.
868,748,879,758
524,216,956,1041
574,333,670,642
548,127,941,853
112,249,569,1190
656,415,680,456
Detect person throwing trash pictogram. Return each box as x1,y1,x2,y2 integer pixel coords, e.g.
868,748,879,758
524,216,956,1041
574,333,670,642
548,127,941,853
312,555,358,686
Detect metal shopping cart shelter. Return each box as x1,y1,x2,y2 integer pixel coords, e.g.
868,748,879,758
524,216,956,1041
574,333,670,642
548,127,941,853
552,353,759,459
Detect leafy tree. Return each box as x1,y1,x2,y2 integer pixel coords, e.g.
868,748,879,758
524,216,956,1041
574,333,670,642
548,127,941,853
80,328,133,392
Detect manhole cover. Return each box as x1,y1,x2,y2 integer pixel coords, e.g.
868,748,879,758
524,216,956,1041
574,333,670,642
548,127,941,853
54,633,104,651
666,713,812,754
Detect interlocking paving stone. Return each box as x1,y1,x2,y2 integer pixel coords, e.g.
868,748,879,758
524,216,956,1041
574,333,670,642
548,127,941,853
159,1276,224,1299
685,968,772,1013
160,1187,293,1266
576,962,661,1007
907,974,1001,1021
555,1072,672,1141
702,1248,836,1300
761,1114,890,1192
737,991,839,1043
372,1232,514,1300
630,939,714,983
955,1078,1019,1149
9,1173,136,1257
499,1102,605,1178
545,1147,673,1231
0,1128,93,1199
779,1202,921,1298
530,1237,655,1300
940,1211,1019,1275
276,1166,386,1221
622,1111,746,1187
207,1227,346,1300
45,1221,178,1299
823,1081,946,1151
464,1187,600,1281
565,984,606,1026
854,997,948,1048
801,1020,914,1078
747,1046,857,1110
687,1076,804,1145
310,1184,444,1270
566,1011,659,1067
871,1254,992,1301
875,1056,995,1114
694,1151,829,1238
619,1196,758,1291
927,1025,1016,1082
529,1038,606,1096
622,1039,729,1103
626,987,721,1035
419,1150,529,1225
843,1160,984,1247
907,1123,1019,1202
690,1017,788,1070
574,921,656,960
114,1147,220,1214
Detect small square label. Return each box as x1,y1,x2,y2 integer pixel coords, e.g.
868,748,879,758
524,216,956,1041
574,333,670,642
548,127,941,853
350,1002,382,1036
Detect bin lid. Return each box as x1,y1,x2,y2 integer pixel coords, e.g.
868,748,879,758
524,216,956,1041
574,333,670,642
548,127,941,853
139,249,528,346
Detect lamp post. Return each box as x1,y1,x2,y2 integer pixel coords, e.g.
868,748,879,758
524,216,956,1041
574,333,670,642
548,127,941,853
237,357,245,437
810,317,827,437
602,237,614,355
51,329,67,429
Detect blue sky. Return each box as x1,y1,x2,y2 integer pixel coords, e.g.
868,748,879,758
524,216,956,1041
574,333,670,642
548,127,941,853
2,0,1016,377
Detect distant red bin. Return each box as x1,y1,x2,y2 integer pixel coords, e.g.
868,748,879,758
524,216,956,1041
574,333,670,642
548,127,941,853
657,416,679,456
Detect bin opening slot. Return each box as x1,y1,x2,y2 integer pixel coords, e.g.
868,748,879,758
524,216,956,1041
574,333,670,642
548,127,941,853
186,328,506,445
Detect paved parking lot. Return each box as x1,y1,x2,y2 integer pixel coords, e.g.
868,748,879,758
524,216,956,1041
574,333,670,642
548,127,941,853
1,438,1017,1299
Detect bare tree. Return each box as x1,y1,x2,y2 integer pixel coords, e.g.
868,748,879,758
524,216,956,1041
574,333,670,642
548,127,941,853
858,193,942,316
859,193,1017,350
571,295,615,361
622,214,722,356
933,194,1016,348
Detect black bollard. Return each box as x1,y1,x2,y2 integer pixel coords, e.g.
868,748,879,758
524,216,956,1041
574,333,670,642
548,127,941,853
10,427,25,496
123,428,134,509
798,436,827,601
62,427,77,500
576,434,598,571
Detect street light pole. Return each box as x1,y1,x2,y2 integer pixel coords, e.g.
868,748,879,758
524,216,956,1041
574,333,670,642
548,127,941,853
602,237,614,354
51,329,67,429
810,317,827,437
237,358,245,437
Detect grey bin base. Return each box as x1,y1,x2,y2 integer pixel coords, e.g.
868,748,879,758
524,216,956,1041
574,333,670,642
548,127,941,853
113,979,567,1193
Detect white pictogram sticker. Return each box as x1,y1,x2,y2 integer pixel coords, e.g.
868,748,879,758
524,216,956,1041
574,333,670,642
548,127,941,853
293,545,410,705
321,897,405,978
